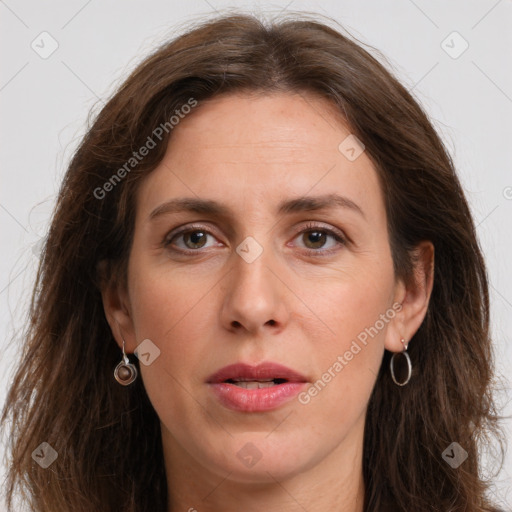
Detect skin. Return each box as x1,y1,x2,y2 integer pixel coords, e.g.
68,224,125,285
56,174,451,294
101,91,434,512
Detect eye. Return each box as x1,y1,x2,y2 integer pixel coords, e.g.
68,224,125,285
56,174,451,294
163,225,221,252
292,222,347,255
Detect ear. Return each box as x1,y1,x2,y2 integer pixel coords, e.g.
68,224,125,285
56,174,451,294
96,259,137,353
384,240,435,352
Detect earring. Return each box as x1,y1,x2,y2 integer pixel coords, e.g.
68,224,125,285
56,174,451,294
390,338,412,386
114,339,138,386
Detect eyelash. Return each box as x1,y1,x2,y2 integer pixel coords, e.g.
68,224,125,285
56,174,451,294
162,222,347,257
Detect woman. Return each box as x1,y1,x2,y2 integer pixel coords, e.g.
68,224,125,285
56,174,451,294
1,11,506,512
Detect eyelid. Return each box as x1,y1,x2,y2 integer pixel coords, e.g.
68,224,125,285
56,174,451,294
300,221,347,242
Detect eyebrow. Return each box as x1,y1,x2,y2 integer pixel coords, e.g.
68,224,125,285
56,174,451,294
148,193,365,221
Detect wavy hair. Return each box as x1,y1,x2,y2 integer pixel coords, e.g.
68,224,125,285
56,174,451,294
1,11,505,512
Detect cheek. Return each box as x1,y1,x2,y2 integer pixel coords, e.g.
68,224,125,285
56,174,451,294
129,268,212,367
129,282,213,433
298,267,394,411
306,267,394,349
128,252,212,336
127,264,219,405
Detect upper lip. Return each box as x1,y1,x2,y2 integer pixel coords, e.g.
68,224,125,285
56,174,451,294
207,362,308,384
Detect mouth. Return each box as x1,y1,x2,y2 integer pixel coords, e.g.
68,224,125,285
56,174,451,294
207,362,307,385
223,378,288,389
207,362,308,412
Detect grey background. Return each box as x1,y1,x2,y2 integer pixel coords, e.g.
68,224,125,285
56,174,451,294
1,0,511,508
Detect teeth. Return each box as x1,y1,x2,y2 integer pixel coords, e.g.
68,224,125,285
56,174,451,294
231,378,274,382
231,380,276,389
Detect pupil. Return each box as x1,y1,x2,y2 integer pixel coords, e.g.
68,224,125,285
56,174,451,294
187,231,206,248
306,231,325,248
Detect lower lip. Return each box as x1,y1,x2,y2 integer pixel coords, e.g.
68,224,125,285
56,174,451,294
209,382,307,412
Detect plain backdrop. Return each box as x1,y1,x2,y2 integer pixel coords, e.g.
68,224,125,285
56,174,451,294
1,0,511,508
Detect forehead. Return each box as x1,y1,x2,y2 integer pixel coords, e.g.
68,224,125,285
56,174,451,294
164,91,352,165
135,92,384,225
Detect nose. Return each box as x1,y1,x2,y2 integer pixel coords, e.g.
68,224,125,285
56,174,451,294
220,245,289,336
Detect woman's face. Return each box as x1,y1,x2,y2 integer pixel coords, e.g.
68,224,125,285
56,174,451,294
109,92,414,485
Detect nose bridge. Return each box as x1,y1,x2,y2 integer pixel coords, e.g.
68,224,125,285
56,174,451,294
221,234,286,333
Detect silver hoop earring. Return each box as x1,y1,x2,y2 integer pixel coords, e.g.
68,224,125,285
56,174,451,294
114,339,138,386
390,338,412,386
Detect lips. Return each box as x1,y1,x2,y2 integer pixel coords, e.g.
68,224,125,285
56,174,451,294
207,362,308,412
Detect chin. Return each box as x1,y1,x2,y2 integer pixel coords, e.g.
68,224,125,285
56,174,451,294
202,434,318,484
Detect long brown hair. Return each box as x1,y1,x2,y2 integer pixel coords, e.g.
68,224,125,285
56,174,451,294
1,11,506,512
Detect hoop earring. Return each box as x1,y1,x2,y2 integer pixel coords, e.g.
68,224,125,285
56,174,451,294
390,338,412,386
114,339,138,386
